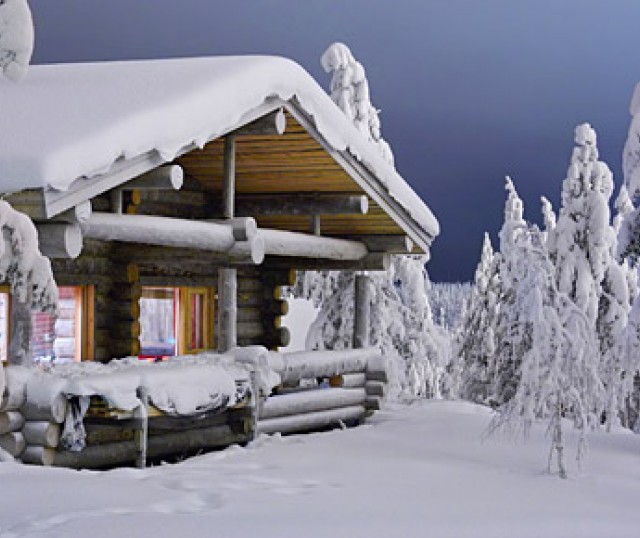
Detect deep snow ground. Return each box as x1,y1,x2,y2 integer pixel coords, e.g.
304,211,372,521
1,400,639,538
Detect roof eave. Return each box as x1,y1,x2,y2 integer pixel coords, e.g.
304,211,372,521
283,99,435,254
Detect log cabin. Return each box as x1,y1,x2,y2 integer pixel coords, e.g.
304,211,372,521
0,55,439,364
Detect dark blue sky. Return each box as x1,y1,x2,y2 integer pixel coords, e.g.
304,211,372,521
28,1,640,282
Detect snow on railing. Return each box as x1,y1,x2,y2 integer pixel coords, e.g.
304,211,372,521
0,347,388,468
257,347,388,435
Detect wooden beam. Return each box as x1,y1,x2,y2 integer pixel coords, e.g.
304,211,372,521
264,253,390,272
271,348,379,384
83,213,236,252
115,238,264,266
260,388,366,420
258,405,365,435
235,193,368,217
208,217,258,241
233,108,287,136
121,165,183,191
346,234,414,254
259,228,368,260
36,223,83,259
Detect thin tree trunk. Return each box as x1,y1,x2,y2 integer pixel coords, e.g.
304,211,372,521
551,396,567,479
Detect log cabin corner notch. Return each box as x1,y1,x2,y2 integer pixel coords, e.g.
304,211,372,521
0,55,439,363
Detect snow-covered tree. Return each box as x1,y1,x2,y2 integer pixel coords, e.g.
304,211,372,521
546,124,632,429
486,178,604,478
0,0,34,82
490,227,603,478
321,42,394,166
458,233,501,403
428,281,472,331
490,178,533,406
540,196,556,241
0,200,58,366
612,185,638,307
301,256,443,397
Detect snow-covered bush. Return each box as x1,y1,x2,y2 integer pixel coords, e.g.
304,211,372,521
321,42,394,166
0,0,34,82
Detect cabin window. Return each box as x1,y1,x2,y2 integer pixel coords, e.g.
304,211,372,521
30,286,93,364
0,288,9,362
139,287,178,357
139,286,214,358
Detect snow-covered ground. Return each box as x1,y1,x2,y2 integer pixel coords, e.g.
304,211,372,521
1,399,639,538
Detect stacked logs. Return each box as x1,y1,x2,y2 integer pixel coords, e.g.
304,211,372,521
0,367,28,460
19,392,66,465
18,396,253,469
257,348,387,435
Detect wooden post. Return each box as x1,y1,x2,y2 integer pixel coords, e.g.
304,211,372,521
134,387,148,469
311,215,321,236
218,268,237,352
223,136,236,220
250,370,260,439
218,134,238,352
353,274,371,349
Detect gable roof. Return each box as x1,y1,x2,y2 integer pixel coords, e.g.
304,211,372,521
0,55,439,248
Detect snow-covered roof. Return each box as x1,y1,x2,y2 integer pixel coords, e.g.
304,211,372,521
0,55,439,240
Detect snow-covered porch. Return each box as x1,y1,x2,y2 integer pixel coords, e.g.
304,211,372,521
0,347,387,468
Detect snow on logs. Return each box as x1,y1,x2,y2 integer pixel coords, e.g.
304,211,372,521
82,213,371,264
273,348,380,385
260,388,366,420
258,406,366,435
256,348,388,435
259,229,368,261
0,368,29,459
36,222,83,259
121,164,184,191
83,213,265,264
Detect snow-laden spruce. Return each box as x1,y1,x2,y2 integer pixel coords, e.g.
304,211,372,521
547,124,631,430
0,0,34,82
489,177,533,406
458,233,501,404
321,42,394,166
488,177,604,478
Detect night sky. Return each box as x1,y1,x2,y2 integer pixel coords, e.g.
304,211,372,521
28,1,640,282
